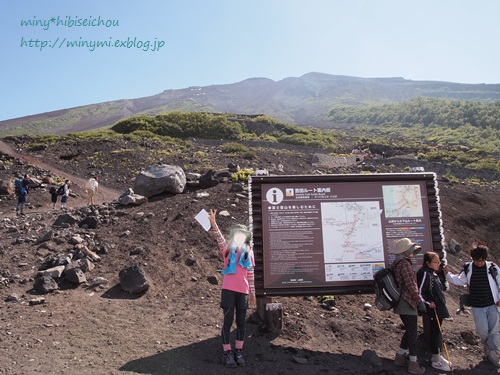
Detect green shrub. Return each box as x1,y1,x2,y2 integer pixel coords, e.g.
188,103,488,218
221,142,249,153
242,151,257,159
443,172,460,183
232,168,254,182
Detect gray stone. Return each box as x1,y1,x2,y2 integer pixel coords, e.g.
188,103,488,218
79,216,99,229
207,276,219,285
129,247,143,255
292,356,307,364
36,230,54,244
71,235,84,244
91,277,109,286
118,188,148,206
448,238,462,255
65,268,87,284
79,258,95,272
133,164,186,197
37,266,65,279
185,172,201,182
119,265,149,293
5,294,19,302
29,297,46,305
53,214,79,227
199,170,219,189
33,276,59,294
361,349,382,368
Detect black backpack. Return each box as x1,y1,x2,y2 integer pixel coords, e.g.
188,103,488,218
374,258,405,311
49,186,57,195
57,185,65,195
14,177,23,194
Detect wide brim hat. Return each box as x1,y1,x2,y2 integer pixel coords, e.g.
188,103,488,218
395,237,422,255
229,224,252,242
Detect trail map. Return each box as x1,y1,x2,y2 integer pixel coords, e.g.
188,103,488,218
321,201,384,264
382,184,424,217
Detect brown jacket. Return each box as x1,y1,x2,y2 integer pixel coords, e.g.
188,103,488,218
393,257,421,310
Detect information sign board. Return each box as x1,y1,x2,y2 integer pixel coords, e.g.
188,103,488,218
249,173,443,296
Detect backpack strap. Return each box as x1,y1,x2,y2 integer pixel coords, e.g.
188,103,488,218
463,262,471,276
391,257,406,270
488,262,500,289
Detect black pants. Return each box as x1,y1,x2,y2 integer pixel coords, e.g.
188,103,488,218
222,307,247,345
428,314,443,355
399,314,418,356
220,289,248,345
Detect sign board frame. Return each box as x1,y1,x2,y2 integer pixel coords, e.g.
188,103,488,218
249,173,444,297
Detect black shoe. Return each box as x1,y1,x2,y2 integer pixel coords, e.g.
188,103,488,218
222,350,237,368
234,349,245,367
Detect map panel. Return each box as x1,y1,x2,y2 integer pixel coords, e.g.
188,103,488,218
321,201,384,264
382,184,424,218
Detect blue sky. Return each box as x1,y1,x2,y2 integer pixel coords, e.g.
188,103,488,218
1,0,499,121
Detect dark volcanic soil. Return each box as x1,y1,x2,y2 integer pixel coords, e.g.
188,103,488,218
0,136,499,375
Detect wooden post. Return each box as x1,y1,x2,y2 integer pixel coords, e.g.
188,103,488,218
265,302,283,333
257,296,273,321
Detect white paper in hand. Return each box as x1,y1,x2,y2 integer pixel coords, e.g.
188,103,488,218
195,209,211,231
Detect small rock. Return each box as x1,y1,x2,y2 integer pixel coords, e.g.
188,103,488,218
292,356,307,364
29,297,46,306
5,294,19,302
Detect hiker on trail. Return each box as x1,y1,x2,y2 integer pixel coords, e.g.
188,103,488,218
15,174,31,216
49,182,63,210
392,237,427,374
50,185,58,209
60,180,71,210
444,242,500,368
208,209,256,368
417,252,451,372
85,176,99,206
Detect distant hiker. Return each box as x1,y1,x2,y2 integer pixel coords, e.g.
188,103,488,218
208,209,256,368
60,180,71,210
392,238,427,374
444,242,500,368
15,174,31,216
49,183,61,209
417,252,451,372
85,176,99,206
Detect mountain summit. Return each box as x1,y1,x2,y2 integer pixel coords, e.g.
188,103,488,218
1,72,500,136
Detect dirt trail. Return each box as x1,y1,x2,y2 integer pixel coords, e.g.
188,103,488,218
0,140,121,204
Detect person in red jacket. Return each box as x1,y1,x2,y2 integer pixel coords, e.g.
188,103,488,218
208,209,256,368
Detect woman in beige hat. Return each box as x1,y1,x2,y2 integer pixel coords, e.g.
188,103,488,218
392,237,427,374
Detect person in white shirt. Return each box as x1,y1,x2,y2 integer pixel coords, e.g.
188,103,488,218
85,176,99,206
60,180,71,210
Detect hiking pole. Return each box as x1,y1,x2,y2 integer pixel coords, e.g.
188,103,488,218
434,308,454,374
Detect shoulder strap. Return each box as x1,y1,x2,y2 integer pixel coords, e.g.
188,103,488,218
463,262,471,275
488,262,497,276
391,257,406,270
488,262,500,287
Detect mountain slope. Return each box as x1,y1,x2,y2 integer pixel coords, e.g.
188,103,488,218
1,72,500,136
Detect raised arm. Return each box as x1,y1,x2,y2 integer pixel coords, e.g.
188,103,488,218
208,209,227,251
